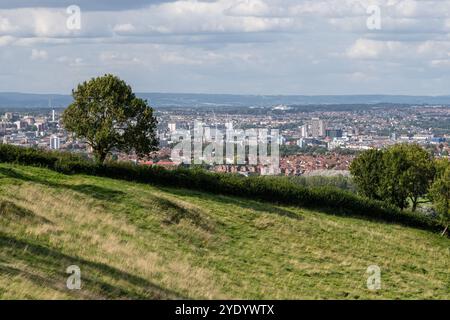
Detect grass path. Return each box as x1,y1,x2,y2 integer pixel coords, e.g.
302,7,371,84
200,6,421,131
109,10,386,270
0,164,448,299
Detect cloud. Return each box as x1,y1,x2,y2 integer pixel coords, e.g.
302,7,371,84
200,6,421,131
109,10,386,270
347,39,382,59
0,35,15,46
1,0,450,95
0,17,17,33
225,0,271,16
57,55,84,67
1,0,450,43
113,23,136,33
0,0,171,11
30,48,48,60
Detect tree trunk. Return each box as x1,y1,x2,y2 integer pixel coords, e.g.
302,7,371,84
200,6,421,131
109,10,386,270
412,200,417,212
94,149,108,164
441,225,448,237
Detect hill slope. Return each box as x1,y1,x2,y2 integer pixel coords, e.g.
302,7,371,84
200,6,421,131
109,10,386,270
0,164,448,299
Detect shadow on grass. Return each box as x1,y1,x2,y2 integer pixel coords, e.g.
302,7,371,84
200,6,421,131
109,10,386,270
158,187,303,221
158,186,444,235
152,196,216,232
0,200,51,224
0,167,125,202
0,232,186,299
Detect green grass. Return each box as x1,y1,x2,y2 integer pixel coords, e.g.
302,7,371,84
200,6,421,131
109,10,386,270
0,163,448,299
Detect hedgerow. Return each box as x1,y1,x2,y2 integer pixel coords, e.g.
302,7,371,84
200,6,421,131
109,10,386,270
0,144,441,232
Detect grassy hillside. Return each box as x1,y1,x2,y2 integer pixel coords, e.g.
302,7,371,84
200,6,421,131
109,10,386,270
0,163,448,299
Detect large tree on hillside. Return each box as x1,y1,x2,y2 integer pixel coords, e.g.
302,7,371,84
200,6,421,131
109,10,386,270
380,144,435,211
351,144,435,211
62,74,158,163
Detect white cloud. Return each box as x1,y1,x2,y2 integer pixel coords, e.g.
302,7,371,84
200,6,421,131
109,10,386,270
347,38,385,59
417,41,450,58
99,51,141,65
0,17,16,33
113,23,136,33
347,38,408,59
30,48,48,60
0,35,15,46
225,0,271,16
0,1,449,42
57,55,84,66
430,59,450,68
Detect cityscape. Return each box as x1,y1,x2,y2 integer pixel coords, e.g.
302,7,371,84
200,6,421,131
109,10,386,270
2,101,449,176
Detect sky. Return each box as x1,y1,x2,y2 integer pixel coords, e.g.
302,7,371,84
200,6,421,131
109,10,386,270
1,0,450,95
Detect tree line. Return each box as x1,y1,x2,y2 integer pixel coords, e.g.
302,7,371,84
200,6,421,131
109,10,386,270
350,144,449,235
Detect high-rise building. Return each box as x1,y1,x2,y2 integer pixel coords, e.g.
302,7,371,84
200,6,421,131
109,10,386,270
168,122,177,132
300,124,309,138
326,129,343,138
311,118,326,138
14,120,24,130
0,121,6,134
297,138,306,148
50,135,60,150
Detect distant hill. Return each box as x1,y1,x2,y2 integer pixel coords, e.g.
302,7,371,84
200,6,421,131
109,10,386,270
137,93,450,107
1,92,450,109
0,93,71,109
0,163,449,299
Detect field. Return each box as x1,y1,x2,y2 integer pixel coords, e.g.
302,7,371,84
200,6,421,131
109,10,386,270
0,163,448,299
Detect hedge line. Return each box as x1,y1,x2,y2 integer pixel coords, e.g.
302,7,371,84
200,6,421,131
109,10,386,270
0,144,441,232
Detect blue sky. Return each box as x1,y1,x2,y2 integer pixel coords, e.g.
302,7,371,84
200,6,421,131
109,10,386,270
1,0,450,95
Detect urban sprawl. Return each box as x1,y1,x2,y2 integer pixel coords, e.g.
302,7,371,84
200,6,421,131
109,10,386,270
1,103,449,176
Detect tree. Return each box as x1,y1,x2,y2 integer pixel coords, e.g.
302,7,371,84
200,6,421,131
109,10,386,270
349,149,384,200
380,144,435,211
62,74,158,163
403,144,435,211
350,144,435,211
429,159,450,236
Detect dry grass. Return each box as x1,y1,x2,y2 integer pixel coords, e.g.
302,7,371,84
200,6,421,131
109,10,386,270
0,163,448,299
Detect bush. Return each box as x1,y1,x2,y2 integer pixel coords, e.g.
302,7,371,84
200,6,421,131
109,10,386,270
0,144,441,232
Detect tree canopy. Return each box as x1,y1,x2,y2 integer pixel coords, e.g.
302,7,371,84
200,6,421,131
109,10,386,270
429,159,450,235
350,144,435,211
381,144,435,211
62,74,158,163
349,149,384,200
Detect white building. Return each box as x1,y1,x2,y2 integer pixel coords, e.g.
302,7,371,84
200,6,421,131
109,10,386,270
300,125,309,138
168,122,177,132
14,120,24,130
0,121,7,134
50,135,61,150
311,117,326,138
